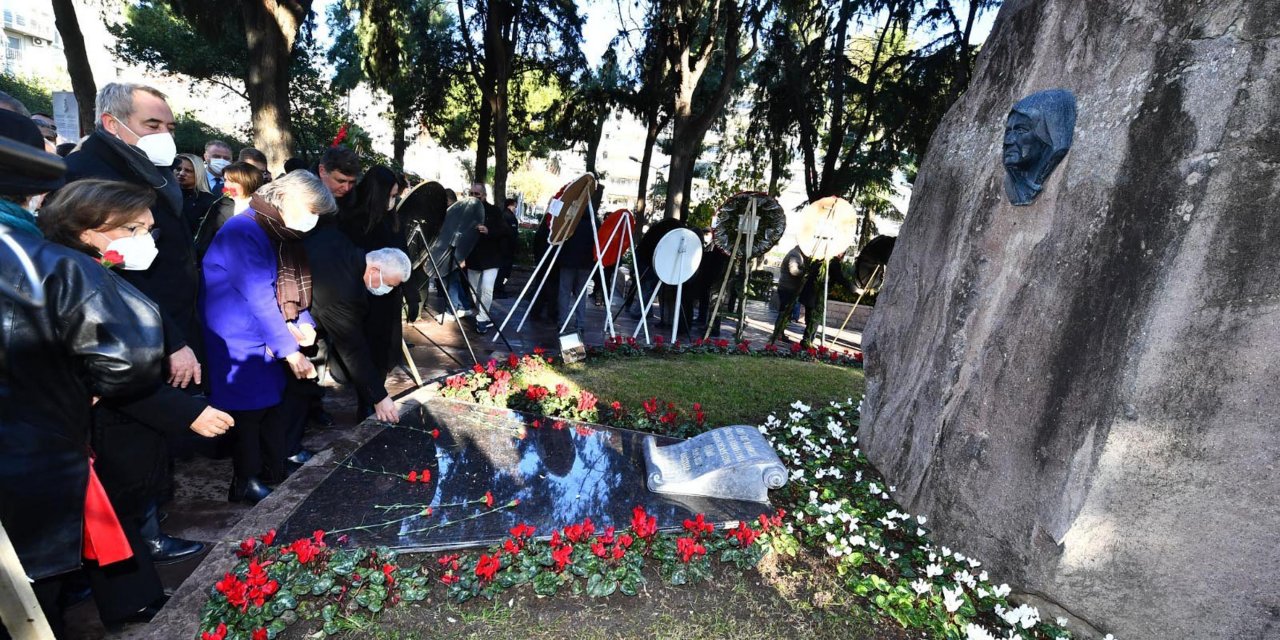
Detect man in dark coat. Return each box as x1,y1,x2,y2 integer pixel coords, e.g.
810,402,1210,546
63,82,202,388
304,226,409,422
0,112,166,635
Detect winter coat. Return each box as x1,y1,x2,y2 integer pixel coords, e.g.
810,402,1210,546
64,131,201,357
0,226,163,580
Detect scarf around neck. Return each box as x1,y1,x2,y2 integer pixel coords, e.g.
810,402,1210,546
250,195,311,321
0,199,43,239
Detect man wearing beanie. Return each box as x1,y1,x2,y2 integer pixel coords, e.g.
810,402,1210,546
0,110,166,637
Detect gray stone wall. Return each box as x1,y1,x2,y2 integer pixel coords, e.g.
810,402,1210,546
859,1,1280,638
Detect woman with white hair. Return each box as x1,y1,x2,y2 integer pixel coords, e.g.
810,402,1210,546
201,169,336,503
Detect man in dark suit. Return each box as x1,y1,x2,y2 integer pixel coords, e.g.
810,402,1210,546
64,82,202,389
61,82,207,564
304,226,410,423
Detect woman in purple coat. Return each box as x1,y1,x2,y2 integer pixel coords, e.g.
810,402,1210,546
202,170,337,503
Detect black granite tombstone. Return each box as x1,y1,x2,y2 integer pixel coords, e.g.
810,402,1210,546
279,399,776,551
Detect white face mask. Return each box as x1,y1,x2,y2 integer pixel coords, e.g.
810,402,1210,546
286,211,318,233
366,270,393,296
208,158,231,175
100,232,159,271
114,118,177,166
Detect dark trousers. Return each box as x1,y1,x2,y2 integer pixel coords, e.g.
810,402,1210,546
86,526,165,621
229,405,286,483
281,376,322,463
90,408,168,526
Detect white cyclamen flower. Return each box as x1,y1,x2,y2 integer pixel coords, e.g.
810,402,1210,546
965,624,998,640
925,564,944,578
942,586,964,613
910,579,931,595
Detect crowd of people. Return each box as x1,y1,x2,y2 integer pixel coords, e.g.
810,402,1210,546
0,82,506,636
0,79,843,638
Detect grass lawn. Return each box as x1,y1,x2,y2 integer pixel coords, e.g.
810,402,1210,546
523,354,866,427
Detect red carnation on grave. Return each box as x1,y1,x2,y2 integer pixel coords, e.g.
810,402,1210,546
407,470,418,482
431,428,440,438
99,249,125,269
330,123,348,147
475,553,501,582
484,490,495,508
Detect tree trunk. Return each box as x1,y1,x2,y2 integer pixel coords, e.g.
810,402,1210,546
664,123,696,219
662,0,748,219
767,141,784,196
50,0,95,136
816,0,854,196
634,110,663,221
391,105,407,168
474,90,492,183
583,110,607,177
241,1,302,174
492,80,510,202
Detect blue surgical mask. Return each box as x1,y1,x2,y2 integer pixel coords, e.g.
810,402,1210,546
366,270,393,296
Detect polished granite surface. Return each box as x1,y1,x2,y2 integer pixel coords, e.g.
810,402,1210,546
279,398,775,551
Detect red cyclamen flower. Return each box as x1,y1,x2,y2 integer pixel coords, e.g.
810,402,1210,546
475,553,501,582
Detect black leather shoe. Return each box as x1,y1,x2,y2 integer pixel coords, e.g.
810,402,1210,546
286,449,314,464
146,533,205,564
228,477,272,504
103,595,169,631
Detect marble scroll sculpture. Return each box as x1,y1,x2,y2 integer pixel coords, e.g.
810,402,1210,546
643,426,787,503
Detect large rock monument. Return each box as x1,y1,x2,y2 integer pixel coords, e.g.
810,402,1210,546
860,1,1279,638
